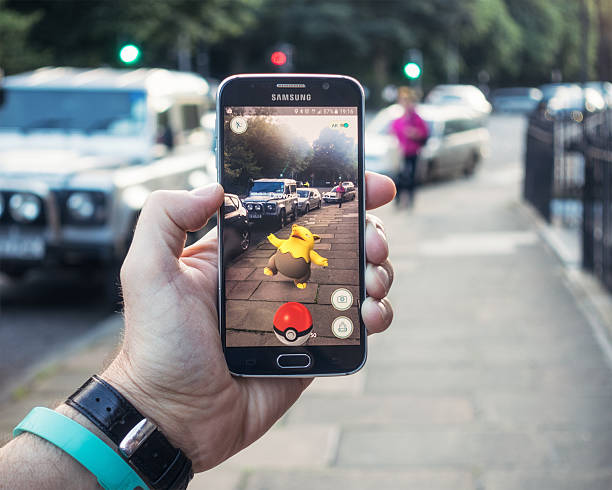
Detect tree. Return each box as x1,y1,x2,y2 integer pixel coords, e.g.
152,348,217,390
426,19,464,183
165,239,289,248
309,127,357,184
223,115,312,193
4,0,263,73
0,0,47,73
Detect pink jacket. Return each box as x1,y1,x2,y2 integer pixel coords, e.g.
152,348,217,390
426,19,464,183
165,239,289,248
390,110,429,157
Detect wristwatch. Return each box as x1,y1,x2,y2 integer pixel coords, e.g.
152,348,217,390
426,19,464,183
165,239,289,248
66,375,193,490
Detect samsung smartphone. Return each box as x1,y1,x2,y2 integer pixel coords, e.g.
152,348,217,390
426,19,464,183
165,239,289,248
217,74,365,376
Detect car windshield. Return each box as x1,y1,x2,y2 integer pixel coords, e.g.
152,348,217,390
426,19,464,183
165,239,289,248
0,88,147,135
251,181,284,193
297,190,309,198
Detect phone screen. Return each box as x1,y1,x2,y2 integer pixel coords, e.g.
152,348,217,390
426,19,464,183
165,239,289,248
221,104,361,349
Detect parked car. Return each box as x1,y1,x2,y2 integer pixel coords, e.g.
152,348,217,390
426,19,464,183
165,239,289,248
585,81,612,108
365,103,405,177
296,188,322,214
243,178,298,226
222,193,250,258
323,183,356,203
490,87,542,113
539,83,606,116
417,104,489,180
365,103,488,182
0,66,215,279
425,84,492,115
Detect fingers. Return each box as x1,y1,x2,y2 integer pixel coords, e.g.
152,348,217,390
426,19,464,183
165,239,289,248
365,171,396,210
365,214,389,265
123,184,224,280
362,297,393,335
365,260,393,299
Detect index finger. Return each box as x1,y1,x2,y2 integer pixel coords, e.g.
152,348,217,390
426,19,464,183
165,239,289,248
365,171,396,210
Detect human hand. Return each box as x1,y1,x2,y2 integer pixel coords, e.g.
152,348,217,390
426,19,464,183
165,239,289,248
102,171,396,472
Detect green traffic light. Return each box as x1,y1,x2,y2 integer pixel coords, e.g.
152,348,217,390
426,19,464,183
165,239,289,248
119,44,141,64
403,62,421,79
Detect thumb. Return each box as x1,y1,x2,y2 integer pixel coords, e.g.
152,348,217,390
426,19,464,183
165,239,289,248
124,183,224,276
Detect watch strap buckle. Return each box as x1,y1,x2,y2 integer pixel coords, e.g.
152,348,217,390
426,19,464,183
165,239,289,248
119,418,157,458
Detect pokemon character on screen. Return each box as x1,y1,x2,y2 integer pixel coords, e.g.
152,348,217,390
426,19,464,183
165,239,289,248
264,224,329,288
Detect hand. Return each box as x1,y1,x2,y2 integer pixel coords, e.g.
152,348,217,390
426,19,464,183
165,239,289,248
103,171,396,472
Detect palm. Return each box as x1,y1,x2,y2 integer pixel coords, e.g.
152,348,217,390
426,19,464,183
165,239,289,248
121,235,308,471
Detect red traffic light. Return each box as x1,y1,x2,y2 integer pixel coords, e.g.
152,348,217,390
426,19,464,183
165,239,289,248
270,51,287,66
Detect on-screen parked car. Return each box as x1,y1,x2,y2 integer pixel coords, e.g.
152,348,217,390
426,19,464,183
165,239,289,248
323,182,356,203
222,193,250,258
296,188,322,214
490,87,542,114
243,178,298,227
0,66,215,280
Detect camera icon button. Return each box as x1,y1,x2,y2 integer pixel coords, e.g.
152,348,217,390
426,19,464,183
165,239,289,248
331,288,353,311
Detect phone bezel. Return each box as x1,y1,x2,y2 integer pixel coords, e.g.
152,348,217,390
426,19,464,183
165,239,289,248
217,74,367,377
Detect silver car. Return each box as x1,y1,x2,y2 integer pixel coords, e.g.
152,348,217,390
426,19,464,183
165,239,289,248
0,67,215,279
365,103,489,182
296,188,322,214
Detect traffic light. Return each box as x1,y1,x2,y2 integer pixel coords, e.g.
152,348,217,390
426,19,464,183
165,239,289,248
403,62,421,79
269,43,294,72
119,44,141,65
403,48,423,85
270,51,288,67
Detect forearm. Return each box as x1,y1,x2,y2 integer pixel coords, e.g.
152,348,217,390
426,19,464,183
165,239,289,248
0,405,102,489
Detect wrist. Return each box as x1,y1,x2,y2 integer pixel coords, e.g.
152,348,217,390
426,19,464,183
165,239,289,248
100,352,196,461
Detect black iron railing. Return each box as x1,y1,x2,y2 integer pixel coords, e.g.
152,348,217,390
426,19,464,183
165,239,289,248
524,108,612,293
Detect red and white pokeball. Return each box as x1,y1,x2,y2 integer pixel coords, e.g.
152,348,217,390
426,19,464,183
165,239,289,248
273,302,313,346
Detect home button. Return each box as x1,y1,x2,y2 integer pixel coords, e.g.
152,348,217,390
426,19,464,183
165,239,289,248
277,354,312,369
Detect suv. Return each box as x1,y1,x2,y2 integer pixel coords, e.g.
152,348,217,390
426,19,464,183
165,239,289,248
243,178,298,226
0,67,216,279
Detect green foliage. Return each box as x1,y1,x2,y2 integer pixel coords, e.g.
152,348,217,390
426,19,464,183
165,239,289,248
310,128,357,183
3,0,262,73
0,0,47,73
0,0,606,90
223,116,312,191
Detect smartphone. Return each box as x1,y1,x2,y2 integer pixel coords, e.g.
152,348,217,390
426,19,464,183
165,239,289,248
217,74,366,376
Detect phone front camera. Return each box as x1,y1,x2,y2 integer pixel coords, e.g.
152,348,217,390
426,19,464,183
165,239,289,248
322,82,330,90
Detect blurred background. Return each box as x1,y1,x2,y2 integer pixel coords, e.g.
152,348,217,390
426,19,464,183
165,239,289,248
1,1,612,489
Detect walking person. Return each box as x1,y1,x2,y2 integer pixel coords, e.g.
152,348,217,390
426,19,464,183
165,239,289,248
336,181,346,208
390,87,429,206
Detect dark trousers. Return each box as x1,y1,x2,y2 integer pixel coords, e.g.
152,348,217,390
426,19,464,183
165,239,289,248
396,154,418,203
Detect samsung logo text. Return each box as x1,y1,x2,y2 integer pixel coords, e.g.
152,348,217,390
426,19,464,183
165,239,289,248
271,93,312,101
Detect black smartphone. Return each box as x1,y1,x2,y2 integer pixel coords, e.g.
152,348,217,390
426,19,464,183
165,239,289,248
217,74,366,376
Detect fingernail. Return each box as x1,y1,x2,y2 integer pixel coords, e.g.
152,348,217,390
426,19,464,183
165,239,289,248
191,182,222,196
377,300,388,322
369,264,389,292
379,298,393,324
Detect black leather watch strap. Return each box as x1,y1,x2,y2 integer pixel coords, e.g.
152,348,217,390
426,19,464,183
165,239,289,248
66,375,193,490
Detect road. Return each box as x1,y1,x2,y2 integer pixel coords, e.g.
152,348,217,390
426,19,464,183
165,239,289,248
0,270,116,396
0,114,525,395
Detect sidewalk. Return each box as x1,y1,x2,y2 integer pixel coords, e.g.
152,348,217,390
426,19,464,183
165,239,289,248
2,152,612,489
226,198,359,346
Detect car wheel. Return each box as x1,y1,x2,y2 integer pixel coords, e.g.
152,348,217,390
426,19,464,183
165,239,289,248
284,328,298,342
426,160,436,181
240,229,250,251
279,209,286,227
463,154,479,177
305,204,310,214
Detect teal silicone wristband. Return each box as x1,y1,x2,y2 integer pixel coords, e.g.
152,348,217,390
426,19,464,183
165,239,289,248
14,407,149,490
